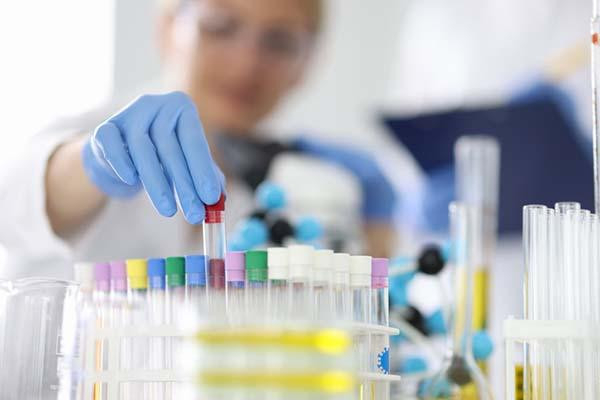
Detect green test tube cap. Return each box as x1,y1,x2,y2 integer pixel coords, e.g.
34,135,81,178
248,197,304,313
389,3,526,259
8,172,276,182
166,256,185,287
245,250,268,281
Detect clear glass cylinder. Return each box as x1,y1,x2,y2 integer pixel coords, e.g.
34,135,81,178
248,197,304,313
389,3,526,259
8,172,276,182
423,203,492,399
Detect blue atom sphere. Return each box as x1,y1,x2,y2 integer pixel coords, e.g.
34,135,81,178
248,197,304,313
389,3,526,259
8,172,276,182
256,181,287,210
238,218,268,247
295,216,323,242
472,330,494,360
425,309,447,335
400,356,428,374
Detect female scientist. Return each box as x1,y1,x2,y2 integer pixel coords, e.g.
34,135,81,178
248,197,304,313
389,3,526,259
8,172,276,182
0,0,396,278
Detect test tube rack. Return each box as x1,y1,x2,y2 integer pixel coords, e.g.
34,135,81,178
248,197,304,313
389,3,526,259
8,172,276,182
80,321,402,399
503,317,600,400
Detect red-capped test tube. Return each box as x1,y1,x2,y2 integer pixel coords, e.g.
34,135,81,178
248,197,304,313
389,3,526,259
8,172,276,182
203,194,227,316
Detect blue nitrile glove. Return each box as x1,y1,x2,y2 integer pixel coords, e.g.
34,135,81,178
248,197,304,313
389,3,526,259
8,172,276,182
82,91,225,224
293,137,397,221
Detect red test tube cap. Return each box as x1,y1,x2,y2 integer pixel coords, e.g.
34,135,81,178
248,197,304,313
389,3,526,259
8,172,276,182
205,194,226,223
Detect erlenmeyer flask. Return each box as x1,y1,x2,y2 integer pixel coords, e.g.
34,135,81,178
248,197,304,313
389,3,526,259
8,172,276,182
422,203,493,400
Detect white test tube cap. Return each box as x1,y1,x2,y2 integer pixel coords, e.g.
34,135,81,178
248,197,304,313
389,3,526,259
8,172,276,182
332,253,350,272
268,247,289,280
288,245,314,279
350,255,372,287
314,249,334,282
73,262,94,292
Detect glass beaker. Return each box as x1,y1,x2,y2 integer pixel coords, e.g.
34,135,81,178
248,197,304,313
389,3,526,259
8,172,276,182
0,278,80,400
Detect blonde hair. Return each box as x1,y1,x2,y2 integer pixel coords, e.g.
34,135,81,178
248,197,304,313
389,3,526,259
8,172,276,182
159,0,324,34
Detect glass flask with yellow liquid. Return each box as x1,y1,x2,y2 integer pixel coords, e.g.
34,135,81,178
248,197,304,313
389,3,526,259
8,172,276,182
421,203,493,400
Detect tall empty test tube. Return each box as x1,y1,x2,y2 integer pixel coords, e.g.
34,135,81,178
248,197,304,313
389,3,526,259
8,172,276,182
267,247,289,322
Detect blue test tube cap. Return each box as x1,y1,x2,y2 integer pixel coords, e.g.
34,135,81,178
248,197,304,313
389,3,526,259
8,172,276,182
295,216,323,242
185,255,207,286
147,258,166,289
255,181,287,210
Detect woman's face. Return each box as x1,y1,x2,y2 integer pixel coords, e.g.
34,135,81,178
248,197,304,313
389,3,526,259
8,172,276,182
162,0,315,134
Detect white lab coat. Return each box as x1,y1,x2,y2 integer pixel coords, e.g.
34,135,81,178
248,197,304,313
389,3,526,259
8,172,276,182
0,105,255,280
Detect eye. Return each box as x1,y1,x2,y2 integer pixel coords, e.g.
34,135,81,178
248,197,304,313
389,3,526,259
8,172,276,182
262,29,302,56
198,10,239,38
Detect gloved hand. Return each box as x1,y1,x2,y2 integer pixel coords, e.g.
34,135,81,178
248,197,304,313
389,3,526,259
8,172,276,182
82,91,225,224
293,137,397,221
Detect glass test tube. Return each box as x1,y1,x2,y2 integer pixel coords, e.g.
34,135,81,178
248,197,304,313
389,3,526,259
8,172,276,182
126,259,150,400
148,258,166,400
288,245,315,322
166,256,185,399
74,262,95,302
245,250,268,319
332,253,351,321
267,247,289,322
455,136,499,339
185,255,207,314
225,251,246,325
93,262,110,399
109,261,128,399
203,194,227,317
313,249,334,321
370,258,390,400
370,258,389,369
350,255,372,369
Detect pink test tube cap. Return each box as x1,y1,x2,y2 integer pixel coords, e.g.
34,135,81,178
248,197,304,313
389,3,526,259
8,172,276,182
94,262,110,292
109,260,127,292
372,258,389,289
225,251,245,282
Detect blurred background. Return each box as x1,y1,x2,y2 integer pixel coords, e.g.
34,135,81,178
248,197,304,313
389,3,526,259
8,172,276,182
0,0,595,397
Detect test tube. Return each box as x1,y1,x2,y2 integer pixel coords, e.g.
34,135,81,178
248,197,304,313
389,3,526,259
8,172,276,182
350,255,372,376
370,258,390,399
108,261,128,399
109,261,128,324
166,256,185,398
203,194,227,314
185,255,207,314
245,250,268,319
125,259,149,399
288,245,315,321
74,262,94,303
93,262,110,399
313,249,334,321
225,251,246,325
332,253,351,321
148,258,166,400
267,247,289,322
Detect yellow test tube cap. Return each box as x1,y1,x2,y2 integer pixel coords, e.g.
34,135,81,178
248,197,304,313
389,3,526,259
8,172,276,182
126,258,148,289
